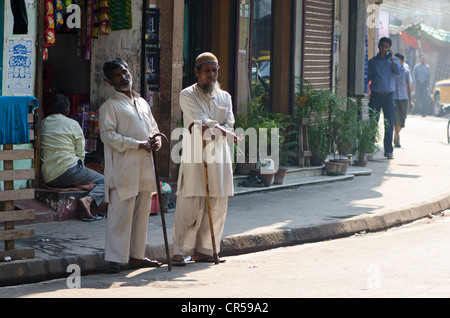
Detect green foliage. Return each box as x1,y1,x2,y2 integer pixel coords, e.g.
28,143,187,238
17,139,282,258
294,78,336,119
352,109,380,161
308,114,331,158
329,98,359,158
235,95,294,158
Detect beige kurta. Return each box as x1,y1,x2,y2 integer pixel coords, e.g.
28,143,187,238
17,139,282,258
177,84,235,198
172,84,235,257
40,114,85,184
99,91,160,203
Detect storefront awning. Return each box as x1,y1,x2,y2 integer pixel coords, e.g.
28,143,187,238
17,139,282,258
400,23,450,53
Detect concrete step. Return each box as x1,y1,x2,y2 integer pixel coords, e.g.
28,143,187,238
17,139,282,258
233,164,372,196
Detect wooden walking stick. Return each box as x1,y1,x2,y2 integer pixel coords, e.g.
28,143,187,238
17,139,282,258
150,133,172,271
188,122,227,265
202,134,219,265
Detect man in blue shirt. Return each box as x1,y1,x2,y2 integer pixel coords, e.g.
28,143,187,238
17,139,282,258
394,53,414,148
412,54,431,116
368,37,403,159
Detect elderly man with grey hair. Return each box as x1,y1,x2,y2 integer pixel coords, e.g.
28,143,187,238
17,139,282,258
100,58,162,273
171,52,241,266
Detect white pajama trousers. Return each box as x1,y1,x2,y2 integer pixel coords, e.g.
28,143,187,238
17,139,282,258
172,196,228,257
105,189,152,263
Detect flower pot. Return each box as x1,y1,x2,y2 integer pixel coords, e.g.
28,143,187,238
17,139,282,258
325,161,343,176
329,159,350,175
273,167,288,185
251,169,274,186
310,155,326,166
353,160,368,167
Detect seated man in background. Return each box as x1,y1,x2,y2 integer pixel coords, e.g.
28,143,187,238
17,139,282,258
40,94,105,220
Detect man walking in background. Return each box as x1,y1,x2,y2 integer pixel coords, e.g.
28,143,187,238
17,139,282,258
368,37,403,159
394,53,414,148
412,54,431,117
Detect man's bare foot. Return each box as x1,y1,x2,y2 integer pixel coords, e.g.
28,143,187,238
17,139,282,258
78,196,94,219
171,254,188,266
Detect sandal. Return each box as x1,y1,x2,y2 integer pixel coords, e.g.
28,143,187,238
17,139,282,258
128,257,162,269
171,255,191,267
171,258,187,267
83,214,103,222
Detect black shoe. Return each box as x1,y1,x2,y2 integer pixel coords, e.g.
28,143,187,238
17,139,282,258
105,262,121,274
128,257,162,269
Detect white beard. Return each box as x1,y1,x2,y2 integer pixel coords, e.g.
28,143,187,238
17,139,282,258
201,80,221,95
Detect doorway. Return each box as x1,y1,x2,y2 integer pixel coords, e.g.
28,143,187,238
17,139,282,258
183,0,211,88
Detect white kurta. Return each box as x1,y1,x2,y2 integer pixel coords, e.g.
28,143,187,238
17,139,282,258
172,84,235,257
177,84,235,198
99,91,160,203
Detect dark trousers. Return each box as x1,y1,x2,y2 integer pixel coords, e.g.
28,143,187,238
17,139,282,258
369,92,395,155
415,82,431,116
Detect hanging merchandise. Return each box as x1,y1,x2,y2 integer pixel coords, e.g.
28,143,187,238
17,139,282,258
63,0,72,10
44,0,55,60
54,0,64,29
92,1,99,39
109,0,132,31
84,0,95,60
98,0,109,35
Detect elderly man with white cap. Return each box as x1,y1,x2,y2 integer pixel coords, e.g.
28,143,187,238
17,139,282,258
171,52,240,266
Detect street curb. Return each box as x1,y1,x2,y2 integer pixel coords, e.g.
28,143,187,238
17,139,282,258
1,194,449,287
220,193,450,256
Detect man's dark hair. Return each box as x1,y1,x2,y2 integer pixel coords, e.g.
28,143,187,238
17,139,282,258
103,58,129,80
50,94,70,115
395,53,404,60
378,37,392,47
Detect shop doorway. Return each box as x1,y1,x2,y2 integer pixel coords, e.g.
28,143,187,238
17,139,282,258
250,0,273,109
182,0,237,97
42,30,90,118
183,0,211,88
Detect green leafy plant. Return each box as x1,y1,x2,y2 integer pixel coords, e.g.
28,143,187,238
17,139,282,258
294,78,335,119
235,95,293,165
308,113,331,160
352,108,380,161
329,97,359,159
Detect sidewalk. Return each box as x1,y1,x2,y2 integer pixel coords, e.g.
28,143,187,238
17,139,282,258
1,115,450,286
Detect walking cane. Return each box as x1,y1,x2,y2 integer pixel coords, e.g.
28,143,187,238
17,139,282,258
189,122,228,265
150,133,172,271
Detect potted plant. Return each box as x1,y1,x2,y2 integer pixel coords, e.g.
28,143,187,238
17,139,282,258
294,78,332,120
274,121,297,184
352,108,380,166
308,113,331,166
294,78,334,166
234,95,292,176
329,97,358,175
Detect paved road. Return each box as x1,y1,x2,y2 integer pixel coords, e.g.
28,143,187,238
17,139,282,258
2,210,450,299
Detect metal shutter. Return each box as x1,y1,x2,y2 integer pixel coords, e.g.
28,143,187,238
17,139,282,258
302,0,334,90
